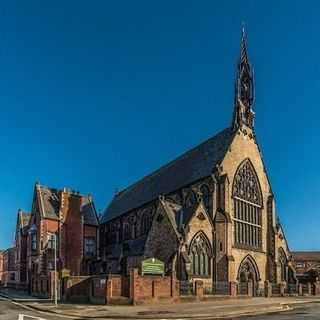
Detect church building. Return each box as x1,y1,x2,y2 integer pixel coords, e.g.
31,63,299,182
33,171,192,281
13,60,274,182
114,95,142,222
100,30,295,294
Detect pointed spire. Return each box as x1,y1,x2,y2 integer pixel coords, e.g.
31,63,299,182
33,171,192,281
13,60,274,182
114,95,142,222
232,27,255,131
240,27,249,64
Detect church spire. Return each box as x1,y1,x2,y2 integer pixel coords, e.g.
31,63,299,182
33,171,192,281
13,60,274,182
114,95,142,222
232,28,255,131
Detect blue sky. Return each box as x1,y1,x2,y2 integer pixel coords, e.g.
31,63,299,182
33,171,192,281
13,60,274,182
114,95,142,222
0,0,318,250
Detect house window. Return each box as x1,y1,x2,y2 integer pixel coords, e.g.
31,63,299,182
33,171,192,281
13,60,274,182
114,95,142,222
31,233,37,251
189,232,212,277
233,160,262,249
84,238,96,257
47,233,56,250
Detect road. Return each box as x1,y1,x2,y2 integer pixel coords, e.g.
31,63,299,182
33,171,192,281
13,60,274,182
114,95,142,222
239,302,320,320
1,298,320,320
0,297,64,320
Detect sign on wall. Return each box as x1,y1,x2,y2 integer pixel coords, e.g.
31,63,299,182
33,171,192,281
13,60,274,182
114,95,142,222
141,258,165,276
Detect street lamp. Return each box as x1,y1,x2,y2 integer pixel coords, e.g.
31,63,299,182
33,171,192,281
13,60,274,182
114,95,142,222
53,233,58,307
28,224,37,295
47,233,58,307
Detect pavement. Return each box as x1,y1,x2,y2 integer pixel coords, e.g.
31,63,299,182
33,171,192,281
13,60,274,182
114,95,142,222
2,288,320,320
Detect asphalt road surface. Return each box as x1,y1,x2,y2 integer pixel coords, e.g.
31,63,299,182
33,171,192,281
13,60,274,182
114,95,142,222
2,298,320,320
239,302,320,320
0,297,62,320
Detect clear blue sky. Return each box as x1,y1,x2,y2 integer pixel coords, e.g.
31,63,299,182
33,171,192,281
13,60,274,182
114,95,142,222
0,0,318,250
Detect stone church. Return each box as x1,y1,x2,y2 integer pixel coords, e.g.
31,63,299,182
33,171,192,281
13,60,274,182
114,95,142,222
100,30,295,293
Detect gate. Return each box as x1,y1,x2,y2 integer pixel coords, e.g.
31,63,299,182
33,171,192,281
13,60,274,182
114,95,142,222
180,281,194,296
238,282,248,295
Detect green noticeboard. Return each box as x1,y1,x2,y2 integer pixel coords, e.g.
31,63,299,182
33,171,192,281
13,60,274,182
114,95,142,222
141,258,165,276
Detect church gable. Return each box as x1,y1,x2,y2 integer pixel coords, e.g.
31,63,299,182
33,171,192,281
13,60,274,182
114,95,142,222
184,203,213,257
144,200,180,267
184,203,212,234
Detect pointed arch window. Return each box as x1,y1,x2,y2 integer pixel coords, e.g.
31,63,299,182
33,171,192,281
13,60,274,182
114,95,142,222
189,232,212,277
141,211,152,235
278,248,288,282
233,160,262,249
123,223,131,240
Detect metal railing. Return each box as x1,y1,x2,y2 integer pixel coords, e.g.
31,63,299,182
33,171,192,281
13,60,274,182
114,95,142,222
179,281,194,296
237,282,248,295
272,283,280,295
212,282,230,295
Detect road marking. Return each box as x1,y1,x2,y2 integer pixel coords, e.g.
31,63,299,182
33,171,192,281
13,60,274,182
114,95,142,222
19,315,47,320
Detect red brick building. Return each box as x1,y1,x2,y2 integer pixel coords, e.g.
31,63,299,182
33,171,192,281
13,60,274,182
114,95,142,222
292,251,320,283
15,209,31,289
1,248,17,287
26,183,99,297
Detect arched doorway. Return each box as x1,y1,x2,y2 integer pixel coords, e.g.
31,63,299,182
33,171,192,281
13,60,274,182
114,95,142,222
237,255,260,296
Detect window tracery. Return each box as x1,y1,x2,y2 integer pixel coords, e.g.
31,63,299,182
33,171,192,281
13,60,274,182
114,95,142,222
189,232,212,277
233,160,262,249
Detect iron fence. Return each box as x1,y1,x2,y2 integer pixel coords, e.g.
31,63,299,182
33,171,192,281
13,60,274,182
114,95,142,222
179,281,194,296
237,282,248,295
272,283,280,295
213,281,229,295
287,283,298,295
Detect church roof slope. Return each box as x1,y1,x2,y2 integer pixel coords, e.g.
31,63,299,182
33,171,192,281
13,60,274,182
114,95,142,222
102,127,234,223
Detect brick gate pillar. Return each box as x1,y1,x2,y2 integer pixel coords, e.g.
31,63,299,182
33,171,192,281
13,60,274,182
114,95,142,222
130,268,139,305
314,280,320,295
195,280,204,299
229,282,237,297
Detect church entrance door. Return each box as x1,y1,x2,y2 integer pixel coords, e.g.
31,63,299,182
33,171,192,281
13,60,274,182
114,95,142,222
237,255,260,296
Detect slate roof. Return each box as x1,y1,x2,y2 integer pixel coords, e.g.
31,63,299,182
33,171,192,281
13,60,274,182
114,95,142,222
102,127,234,223
37,184,98,225
292,252,320,262
38,185,60,220
81,196,99,226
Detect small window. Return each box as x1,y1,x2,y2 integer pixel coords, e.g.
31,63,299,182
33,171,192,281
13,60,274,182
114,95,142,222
10,273,15,281
85,237,96,257
31,233,37,251
47,234,56,250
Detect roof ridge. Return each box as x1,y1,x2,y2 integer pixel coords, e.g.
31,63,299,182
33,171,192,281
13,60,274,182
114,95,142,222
116,127,231,198
102,126,234,223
